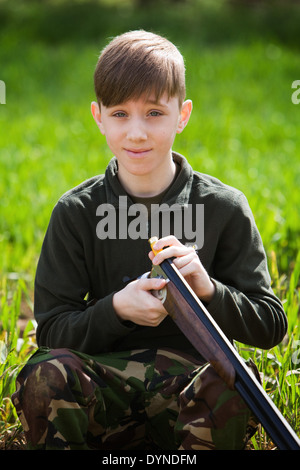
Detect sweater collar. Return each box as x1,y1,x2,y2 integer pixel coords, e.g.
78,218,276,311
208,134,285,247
104,151,194,208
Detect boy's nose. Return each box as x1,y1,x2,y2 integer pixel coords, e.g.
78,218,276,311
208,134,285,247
126,121,147,141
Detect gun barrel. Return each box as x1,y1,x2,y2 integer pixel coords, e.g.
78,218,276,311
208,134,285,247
149,242,300,450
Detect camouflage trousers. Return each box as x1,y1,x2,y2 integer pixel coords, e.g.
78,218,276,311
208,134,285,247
12,347,257,450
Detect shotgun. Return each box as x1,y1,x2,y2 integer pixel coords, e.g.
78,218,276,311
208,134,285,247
148,237,300,450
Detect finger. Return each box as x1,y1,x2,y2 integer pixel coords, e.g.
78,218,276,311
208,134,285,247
149,235,182,264
138,277,167,291
173,250,199,269
152,244,194,265
151,235,183,253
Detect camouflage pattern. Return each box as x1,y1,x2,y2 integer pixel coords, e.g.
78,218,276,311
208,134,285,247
12,347,257,450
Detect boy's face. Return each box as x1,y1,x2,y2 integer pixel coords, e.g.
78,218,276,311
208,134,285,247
91,93,192,189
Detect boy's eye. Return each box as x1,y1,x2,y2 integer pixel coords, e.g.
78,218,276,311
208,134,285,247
149,110,162,117
113,112,126,118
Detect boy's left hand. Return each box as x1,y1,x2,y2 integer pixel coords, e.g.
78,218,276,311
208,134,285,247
149,235,215,304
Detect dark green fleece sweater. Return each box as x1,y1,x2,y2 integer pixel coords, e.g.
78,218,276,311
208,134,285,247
34,152,287,355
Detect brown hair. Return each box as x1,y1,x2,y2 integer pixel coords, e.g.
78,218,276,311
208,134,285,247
94,30,186,108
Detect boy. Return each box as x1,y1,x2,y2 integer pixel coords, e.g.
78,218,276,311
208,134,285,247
12,30,287,450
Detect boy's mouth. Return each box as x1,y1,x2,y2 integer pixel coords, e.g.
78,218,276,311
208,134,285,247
124,148,152,158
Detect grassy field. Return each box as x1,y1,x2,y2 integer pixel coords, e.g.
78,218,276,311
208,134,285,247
0,0,300,449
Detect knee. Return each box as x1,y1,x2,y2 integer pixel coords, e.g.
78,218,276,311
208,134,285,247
13,349,69,406
12,347,96,411
177,364,252,450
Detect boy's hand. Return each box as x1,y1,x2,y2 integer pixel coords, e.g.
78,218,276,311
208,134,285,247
149,235,215,303
113,277,168,327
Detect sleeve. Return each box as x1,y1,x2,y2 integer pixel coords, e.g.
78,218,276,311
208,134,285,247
206,192,287,349
34,200,135,355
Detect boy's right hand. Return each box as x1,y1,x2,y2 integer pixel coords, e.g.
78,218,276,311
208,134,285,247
112,277,168,327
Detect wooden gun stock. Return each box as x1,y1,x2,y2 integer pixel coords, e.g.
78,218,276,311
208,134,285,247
149,238,300,450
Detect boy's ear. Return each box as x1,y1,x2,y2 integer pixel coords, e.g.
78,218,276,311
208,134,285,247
177,99,192,134
91,101,105,135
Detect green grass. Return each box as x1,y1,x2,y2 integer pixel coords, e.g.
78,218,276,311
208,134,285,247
0,0,300,449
